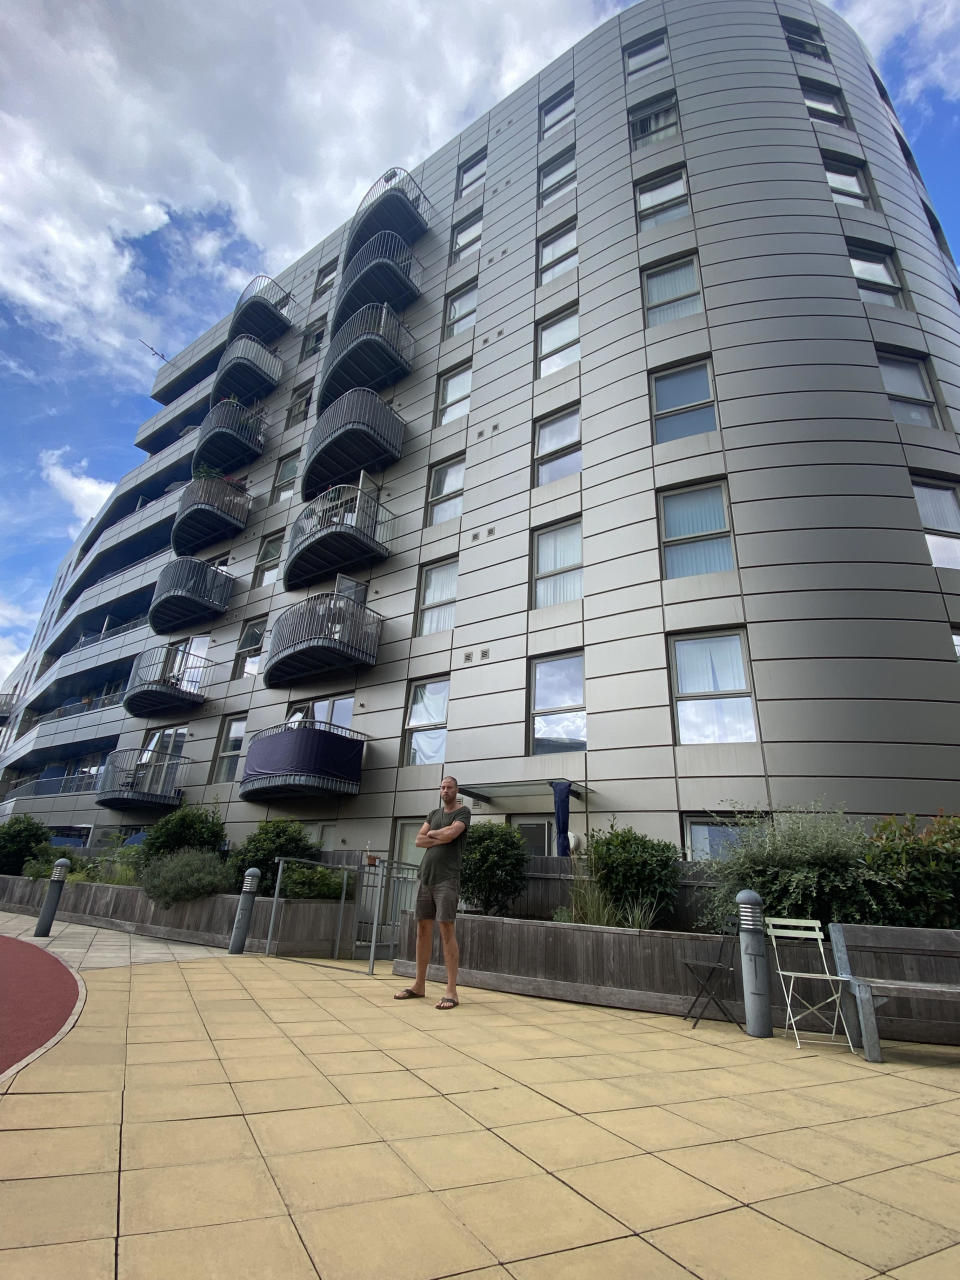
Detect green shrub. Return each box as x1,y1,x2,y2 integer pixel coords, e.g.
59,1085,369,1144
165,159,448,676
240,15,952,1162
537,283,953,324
279,861,349,900
137,807,226,875
0,814,52,876
698,806,885,930
140,848,233,909
21,844,61,879
232,819,314,894
460,822,529,916
589,822,681,927
865,813,960,928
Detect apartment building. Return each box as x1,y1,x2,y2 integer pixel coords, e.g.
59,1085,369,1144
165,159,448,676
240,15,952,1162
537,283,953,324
2,0,959,862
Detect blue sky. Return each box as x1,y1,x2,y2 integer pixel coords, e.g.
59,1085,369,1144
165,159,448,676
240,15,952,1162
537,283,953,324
0,0,958,680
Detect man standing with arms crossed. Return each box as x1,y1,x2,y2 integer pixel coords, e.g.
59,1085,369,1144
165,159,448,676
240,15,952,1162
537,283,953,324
394,775,470,1010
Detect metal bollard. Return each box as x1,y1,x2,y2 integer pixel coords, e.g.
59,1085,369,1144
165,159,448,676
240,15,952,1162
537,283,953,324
34,858,71,938
228,867,261,955
736,889,772,1038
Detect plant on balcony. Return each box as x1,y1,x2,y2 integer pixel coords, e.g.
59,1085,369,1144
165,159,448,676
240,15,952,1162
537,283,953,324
0,814,53,876
460,821,529,916
588,821,681,928
136,806,227,876
140,848,233,908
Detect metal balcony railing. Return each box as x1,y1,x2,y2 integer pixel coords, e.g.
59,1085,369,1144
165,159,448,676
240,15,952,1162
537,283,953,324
303,388,406,497
69,614,150,653
262,592,382,686
3,773,102,803
228,274,293,343
332,231,423,334
317,303,414,412
171,476,250,556
124,645,214,717
148,557,234,634
0,693,14,723
210,334,283,407
19,691,124,736
345,168,434,264
193,401,266,476
284,485,393,590
238,719,367,801
96,748,190,810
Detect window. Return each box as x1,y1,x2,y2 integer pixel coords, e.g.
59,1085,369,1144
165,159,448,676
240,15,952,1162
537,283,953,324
405,678,450,765
512,818,554,857
287,696,354,728
142,725,188,758
418,559,458,635
531,652,586,754
457,150,486,200
534,521,582,607
232,617,267,679
210,716,246,784
207,553,230,569
535,405,581,485
912,481,960,570
286,383,312,430
541,87,574,138
630,94,679,149
624,33,668,77
445,282,478,338
651,361,718,443
451,211,482,263
426,456,465,525
782,17,829,61
823,158,871,208
538,222,578,285
685,816,745,861
849,246,901,308
312,260,337,301
660,483,734,578
671,632,757,744
270,453,299,504
537,309,580,378
636,168,689,230
252,532,284,587
878,356,940,429
301,320,326,361
642,257,703,326
802,83,846,125
438,365,472,424
953,632,960,658
923,204,956,265
539,149,576,206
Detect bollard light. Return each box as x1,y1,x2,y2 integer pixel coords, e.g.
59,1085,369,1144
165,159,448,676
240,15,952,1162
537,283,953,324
735,889,772,1039
35,858,71,937
737,889,764,932
242,868,260,894
51,858,71,882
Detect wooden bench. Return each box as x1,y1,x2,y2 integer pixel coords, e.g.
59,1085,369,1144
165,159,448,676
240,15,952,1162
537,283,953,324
827,923,960,1062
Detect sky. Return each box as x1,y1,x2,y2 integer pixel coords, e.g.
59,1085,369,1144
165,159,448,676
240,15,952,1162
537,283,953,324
0,0,958,682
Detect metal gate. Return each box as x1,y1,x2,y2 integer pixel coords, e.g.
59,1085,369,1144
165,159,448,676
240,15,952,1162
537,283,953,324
353,858,421,969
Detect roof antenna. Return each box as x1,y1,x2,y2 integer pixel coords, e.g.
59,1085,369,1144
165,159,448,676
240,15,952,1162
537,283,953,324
138,339,169,363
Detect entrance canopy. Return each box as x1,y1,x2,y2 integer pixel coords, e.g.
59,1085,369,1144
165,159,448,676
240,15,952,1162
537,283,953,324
457,779,589,803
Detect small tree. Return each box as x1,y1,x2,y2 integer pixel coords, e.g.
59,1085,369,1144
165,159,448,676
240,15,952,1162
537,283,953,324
589,821,681,928
136,806,226,876
0,814,52,876
866,813,960,928
460,822,529,916
233,818,314,894
140,848,233,908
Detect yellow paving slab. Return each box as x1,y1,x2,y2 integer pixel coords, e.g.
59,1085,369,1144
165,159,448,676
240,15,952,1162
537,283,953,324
247,1102,380,1155
123,1059,227,1089
0,1172,117,1249
308,1048,399,1074
119,1156,285,1235
660,1137,827,1200
742,1126,904,1179
0,1237,115,1279
124,1039,217,1064
218,1053,316,1083
506,1234,695,1279
355,1094,484,1140
0,1090,121,1129
290,1032,373,1053
586,1103,725,1150
333,1069,439,1102
121,1115,261,1169
123,1083,240,1123
560,1152,737,1230
532,1077,650,1114
231,1073,344,1113
845,1164,960,1232
268,1140,426,1211
0,1124,119,1179
391,1128,542,1189
887,1245,960,1278
118,1216,319,1280
8,1062,124,1093
494,1114,641,1170
451,1083,570,1127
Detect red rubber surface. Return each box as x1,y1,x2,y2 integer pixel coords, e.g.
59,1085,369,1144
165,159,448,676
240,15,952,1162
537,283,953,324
0,936,80,1074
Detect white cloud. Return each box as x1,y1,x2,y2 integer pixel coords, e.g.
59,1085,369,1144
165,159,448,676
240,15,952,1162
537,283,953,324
0,352,40,384
0,635,28,684
39,448,115,537
826,1,960,101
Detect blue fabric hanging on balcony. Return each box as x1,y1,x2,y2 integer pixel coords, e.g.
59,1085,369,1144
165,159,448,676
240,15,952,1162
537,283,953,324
551,780,572,857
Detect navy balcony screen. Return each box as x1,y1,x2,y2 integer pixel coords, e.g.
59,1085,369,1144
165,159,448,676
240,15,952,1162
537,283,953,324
241,724,363,790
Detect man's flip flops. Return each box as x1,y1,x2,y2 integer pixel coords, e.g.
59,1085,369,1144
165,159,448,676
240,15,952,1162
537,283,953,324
393,988,425,1000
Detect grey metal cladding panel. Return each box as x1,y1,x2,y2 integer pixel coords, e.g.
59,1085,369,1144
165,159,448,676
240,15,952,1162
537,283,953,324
693,212,840,250
721,420,900,455
714,358,877,394
747,617,953,663
713,339,879,379
758,699,959,748
735,527,930,568
867,311,930,355
769,774,960,817
718,391,896,431
728,464,913,503
744,589,949,624
765,743,959,787
901,437,960,472
733,495,920,536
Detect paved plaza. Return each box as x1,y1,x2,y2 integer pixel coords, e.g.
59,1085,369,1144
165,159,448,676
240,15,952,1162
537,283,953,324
2,909,960,1278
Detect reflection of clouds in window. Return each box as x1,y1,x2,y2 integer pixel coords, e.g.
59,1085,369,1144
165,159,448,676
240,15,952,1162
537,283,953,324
677,696,755,744
533,709,586,752
534,654,583,709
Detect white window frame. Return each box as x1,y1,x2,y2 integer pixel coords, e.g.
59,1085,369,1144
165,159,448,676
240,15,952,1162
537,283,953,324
636,168,690,230
533,520,583,608
232,617,267,679
537,308,580,378
270,453,299,504
457,150,487,200
417,559,458,636
878,355,941,430
287,695,354,728
285,383,312,430
438,364,472,425
300,320,326,361
451,211,482,263
684,815,746,862
313,260,337,301
624,33,668,78
651,360,719,444
912,479,960,570
538,222,578,285
210,715,246,784
539,149,576,206
426,456,465,526
849,246,902,308
444,281,478,339
252,532,284,588
782,17,830,61
659,482,735,580
630,94,679,149
670,630,758,746
803,83,846,124
541,86,574,138
534,405,581,487
404,677,450,766
642,256,704,327
824,158,871,208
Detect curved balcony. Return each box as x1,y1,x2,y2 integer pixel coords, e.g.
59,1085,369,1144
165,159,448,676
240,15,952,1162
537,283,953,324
192,401,265,476
95,748,190,811
123,646,214,718
148,558,233,634
238,720,366,802
316,304,414,413
303,390,405,497
227,275,292,343
283,486,393,590
209,334,282,406
344,168,433,265
0,694,13,725
262,593,382,687
332,232,423,336
171,477,250,556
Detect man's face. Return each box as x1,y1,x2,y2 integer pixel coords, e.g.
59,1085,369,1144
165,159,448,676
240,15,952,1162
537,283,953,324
440,777,457,805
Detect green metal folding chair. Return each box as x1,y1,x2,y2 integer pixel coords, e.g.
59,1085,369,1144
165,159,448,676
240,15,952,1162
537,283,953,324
765,917,855,1051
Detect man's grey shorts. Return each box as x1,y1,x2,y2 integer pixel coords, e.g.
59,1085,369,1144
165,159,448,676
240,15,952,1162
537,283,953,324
415,880,459,922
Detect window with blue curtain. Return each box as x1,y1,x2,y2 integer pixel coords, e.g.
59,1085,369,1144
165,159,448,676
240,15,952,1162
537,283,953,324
661,484,734,578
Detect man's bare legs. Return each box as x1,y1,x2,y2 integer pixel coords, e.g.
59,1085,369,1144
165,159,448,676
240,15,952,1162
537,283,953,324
406,917,434,995
437,920,459,1002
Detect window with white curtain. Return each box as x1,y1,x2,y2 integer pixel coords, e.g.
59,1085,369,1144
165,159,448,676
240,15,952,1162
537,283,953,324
642,257,703,326
878,356,940,429
670,632,757,745
660,483,734,578
537,309,580,377
438,365,472,424
651,361,718,443
534,521,582,607
287,696,354,727
535,405,581,485
912,480,960,569
624,33,668,78
457,150,486,200
405,678,450,765
418,559,458,635
538,222,578,285
539,150,576,205
541,86,574,138
426,456,465,526
636,168,690,230
531,652,586,754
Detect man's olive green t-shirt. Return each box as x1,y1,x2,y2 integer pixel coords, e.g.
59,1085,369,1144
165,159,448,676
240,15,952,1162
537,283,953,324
418,806,471,886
